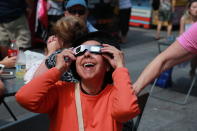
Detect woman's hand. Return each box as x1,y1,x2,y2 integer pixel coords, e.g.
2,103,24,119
101,44,125,69
46,35,61,56
1,56,17,68
55,49,76,73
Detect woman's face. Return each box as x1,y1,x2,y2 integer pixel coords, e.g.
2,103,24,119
189,2,197,17
75,40,109,81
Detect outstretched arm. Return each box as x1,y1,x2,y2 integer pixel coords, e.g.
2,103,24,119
179,16,185,35
133,40,194,95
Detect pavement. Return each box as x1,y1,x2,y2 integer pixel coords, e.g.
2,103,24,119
0,26,197,131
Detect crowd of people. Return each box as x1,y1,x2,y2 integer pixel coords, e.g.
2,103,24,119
1,0,197,130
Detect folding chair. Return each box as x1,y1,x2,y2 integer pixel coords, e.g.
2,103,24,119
132,93,150,131
157,38,173,53
150,75,196,105
122,93,150,131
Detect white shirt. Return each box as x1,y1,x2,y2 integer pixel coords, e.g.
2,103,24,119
87,21,97,32
119,0,132,9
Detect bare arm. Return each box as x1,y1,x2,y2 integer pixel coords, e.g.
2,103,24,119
33,36,61,78
179,16,185,35
32,60,49,78
0,80,5,97
133,40,195,95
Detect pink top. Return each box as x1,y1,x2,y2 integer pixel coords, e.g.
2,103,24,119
177,22,197,54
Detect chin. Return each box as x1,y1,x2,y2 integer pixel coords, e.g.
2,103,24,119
80,75,95,80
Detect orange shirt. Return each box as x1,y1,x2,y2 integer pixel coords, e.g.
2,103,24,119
16,67,140,131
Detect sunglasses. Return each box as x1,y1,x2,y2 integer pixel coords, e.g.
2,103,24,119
67,8,86,15
73,45,103,56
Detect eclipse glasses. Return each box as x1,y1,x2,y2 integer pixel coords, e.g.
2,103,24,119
73,45,103,56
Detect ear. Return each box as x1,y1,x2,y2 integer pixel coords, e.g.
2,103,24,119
106,63,110,72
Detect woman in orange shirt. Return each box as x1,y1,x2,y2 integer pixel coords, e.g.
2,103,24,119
16,31,140,131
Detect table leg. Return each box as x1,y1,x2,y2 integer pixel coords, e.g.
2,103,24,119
2,99,17,121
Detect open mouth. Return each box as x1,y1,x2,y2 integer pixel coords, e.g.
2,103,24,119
83,63,95,68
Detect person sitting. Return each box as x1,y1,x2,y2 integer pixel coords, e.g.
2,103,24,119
15,31,140,131
25,16,87,83
64,0,97,32
27,0,96,83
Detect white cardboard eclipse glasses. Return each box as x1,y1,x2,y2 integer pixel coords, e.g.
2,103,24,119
73,45,103,56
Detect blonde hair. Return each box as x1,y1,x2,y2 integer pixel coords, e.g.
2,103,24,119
182,0,197,23
52,16,87,47
182,11,192,24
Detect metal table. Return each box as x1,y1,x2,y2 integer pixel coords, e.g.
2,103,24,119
0,68,25,121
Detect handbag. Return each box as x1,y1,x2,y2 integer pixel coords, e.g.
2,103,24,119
75,83,85,131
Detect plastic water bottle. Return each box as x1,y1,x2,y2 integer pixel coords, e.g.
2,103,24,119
7,40,18,57
15,50,26,79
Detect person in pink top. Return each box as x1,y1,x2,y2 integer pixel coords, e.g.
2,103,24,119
133,22,197,94
15,31,140,131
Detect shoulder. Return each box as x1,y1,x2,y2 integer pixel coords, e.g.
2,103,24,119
55,81,75,90
177,22,197,54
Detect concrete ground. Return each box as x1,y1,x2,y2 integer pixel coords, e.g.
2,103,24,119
0,26,197,130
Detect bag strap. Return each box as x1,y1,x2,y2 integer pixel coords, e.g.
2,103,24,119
75,83,85,131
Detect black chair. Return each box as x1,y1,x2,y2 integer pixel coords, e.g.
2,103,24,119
123,93,150,131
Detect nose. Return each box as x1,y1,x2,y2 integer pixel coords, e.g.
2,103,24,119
84,50,91,57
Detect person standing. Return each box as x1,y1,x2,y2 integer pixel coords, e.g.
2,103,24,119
179,0,197,35
118,0,132,43
0,0,33,58
155,0,175,40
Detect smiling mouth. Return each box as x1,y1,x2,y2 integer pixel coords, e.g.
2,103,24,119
83,63,95,68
